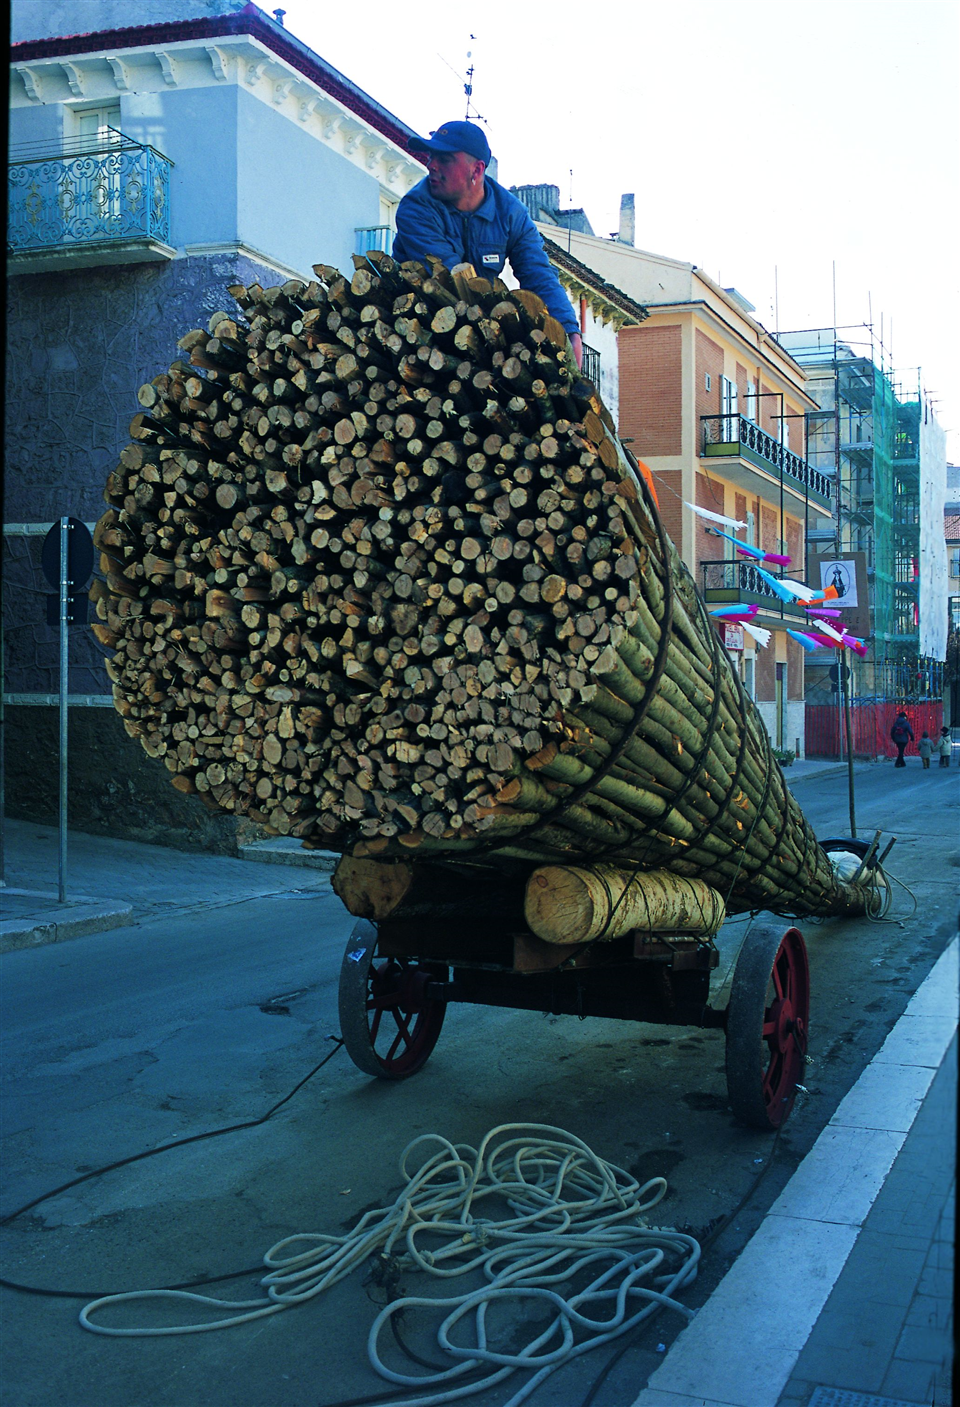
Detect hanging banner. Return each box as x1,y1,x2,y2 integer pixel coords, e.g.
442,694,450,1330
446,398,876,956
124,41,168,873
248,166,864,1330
816,553,870,637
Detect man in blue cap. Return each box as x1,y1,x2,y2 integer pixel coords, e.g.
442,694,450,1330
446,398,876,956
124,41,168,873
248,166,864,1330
393,120,583,369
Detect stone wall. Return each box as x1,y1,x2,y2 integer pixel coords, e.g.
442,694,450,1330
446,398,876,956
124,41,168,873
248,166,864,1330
3,249,281,850
2,706,240,854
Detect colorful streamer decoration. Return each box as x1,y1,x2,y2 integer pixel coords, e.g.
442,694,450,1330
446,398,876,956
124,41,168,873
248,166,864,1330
787,630,821,651
635,459,660,509
686,503,746,530
705,526,791,566
708,604,760,619
742,622,771,648
754,567,839,606
737,546,792,567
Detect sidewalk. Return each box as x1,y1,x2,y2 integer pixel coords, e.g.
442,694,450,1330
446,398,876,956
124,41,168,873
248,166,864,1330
632,938,957,1407
0,817,335,953
0,754,871,949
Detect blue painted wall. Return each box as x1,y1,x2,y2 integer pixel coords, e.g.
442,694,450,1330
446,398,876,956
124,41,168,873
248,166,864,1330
116,85,383,274
9,101,65,147
121,86,241,251
235,86,381,275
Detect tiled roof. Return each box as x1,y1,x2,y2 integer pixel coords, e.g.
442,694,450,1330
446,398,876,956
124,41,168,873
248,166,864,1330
540,235,648,324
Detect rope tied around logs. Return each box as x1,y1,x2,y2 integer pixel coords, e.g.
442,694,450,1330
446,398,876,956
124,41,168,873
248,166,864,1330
478,455,676,870
585,557,733,940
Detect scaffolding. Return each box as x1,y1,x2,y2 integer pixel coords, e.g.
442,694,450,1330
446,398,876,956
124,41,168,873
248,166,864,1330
776,324,904,696
892,394,921,653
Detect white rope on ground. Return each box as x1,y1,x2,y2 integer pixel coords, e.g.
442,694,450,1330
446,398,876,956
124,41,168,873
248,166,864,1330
80,1123,700,1405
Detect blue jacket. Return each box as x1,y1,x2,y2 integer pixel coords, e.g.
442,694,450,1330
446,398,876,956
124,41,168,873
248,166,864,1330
392,176,580,340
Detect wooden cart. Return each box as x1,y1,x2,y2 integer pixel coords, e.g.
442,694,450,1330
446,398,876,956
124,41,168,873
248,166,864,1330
335,836,882,1131
337,896,809,1133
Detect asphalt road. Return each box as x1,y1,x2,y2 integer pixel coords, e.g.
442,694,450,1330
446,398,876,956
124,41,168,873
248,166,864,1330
2,762,957,1407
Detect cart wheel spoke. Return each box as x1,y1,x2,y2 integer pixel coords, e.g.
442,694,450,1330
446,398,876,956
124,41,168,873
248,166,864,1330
389,1007,414,1053
770,961,786,1002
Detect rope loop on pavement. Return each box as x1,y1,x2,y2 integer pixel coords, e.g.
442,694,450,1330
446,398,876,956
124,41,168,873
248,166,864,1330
80,1123,700,1406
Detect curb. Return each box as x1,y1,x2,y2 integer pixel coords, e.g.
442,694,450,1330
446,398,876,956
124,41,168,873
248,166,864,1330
238,838,338,871
0,900,134,954
630,938,958,1407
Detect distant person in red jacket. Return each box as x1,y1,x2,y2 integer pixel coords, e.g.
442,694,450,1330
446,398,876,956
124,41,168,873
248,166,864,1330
890,711,913,767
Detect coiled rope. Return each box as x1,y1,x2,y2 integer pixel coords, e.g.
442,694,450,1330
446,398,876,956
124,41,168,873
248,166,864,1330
80,1123,700,1406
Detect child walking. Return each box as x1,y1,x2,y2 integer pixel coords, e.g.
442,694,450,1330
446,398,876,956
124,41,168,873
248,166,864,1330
939,727,952,768
918,731,934,768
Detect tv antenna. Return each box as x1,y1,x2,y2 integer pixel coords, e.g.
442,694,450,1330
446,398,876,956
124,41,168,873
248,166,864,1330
436,37,485,124
464,35,480,120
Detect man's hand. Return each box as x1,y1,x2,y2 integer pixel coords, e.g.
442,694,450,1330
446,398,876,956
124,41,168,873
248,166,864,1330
570,332,583,370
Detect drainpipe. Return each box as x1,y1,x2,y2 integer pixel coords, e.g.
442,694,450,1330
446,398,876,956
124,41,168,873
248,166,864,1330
579,296,587,338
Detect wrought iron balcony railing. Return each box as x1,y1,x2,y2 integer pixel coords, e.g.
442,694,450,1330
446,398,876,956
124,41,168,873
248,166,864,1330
8,136,172,256
355,225,393,256
701,414,832,504
581,342,601,383
701,557,806,617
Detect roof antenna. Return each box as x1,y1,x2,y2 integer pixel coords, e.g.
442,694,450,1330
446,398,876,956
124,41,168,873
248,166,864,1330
464,36,484,123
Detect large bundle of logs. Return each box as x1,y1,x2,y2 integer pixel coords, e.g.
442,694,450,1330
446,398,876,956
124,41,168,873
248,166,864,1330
92,253,865,921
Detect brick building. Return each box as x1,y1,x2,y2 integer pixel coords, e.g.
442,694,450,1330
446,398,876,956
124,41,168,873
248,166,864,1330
535,227,830,754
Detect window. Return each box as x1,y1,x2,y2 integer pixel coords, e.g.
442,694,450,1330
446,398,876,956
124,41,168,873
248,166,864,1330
66,104,122,232
72,103,121,148
745,379,757,423
379,194,397,230
720,375,738,441
744,656,755,699
950,548,960,578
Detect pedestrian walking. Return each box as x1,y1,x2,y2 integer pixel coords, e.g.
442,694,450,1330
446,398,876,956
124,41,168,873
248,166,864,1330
918,731,934,769
938,727,952,768
890,711,913,767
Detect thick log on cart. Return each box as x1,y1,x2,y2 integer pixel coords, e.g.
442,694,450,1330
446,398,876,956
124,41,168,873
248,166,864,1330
92,252,876,927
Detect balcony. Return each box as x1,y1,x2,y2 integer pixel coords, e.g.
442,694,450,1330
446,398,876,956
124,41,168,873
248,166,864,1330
701,414,832,511
701,558,807,620
8,136,174,274
580,342,601,383
355,225,393,256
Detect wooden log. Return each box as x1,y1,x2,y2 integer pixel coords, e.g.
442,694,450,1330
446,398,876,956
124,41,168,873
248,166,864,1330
524,864,726,944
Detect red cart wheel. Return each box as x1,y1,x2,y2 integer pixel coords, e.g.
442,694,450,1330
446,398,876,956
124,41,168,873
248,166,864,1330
338,921,446,1080
725,924,809,1130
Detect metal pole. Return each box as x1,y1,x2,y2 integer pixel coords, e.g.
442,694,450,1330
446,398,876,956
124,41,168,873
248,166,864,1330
0,597,5,890
59,516,69,903
841,649,856,837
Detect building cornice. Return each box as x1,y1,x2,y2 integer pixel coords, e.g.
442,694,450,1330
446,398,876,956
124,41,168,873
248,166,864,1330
10,5,425,168
541,235,648,329
635,301,817,408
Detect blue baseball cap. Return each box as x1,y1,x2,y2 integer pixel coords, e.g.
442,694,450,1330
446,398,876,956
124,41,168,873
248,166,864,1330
409,120,491,164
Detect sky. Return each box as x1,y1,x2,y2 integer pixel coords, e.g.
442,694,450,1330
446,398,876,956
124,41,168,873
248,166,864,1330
276,0,959,459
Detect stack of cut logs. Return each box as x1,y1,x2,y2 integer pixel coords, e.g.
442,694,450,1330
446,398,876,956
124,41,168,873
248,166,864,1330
92,252,864,920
